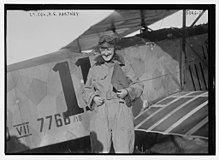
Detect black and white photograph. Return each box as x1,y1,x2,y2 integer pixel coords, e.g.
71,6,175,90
4,3,215,157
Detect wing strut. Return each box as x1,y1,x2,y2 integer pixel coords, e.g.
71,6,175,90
140,10,153,33
189,10,206,28
110,20,120,38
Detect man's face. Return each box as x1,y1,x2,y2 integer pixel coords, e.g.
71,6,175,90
100,46,115,62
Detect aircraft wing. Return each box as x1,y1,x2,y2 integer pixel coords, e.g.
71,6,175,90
134,91,208,139
63,10,179,52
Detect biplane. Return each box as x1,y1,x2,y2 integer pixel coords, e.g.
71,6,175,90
6,9,210,153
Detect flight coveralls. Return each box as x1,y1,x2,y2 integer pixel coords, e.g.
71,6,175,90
82,55,144,153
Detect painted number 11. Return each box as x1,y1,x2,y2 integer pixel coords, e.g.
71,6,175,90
53,58,91,117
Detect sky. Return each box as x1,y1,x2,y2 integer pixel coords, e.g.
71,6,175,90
7,10,114,65
6,9,208,65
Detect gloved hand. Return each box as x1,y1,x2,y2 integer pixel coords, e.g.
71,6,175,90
93,96,104,106
117,89,128,99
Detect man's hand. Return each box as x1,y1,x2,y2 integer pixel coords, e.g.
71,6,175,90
93,96,104,106
117,89,128,99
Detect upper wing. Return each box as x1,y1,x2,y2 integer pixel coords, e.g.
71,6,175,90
62,10,179,52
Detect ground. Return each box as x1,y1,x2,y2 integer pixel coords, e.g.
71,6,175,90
7,132,208,154
134,131,208,154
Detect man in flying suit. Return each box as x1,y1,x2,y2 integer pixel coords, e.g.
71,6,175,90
82,35,144,153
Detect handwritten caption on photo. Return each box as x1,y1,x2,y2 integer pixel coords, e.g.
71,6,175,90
29,11,79,17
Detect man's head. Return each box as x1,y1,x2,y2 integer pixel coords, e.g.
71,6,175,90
98,35,115,62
